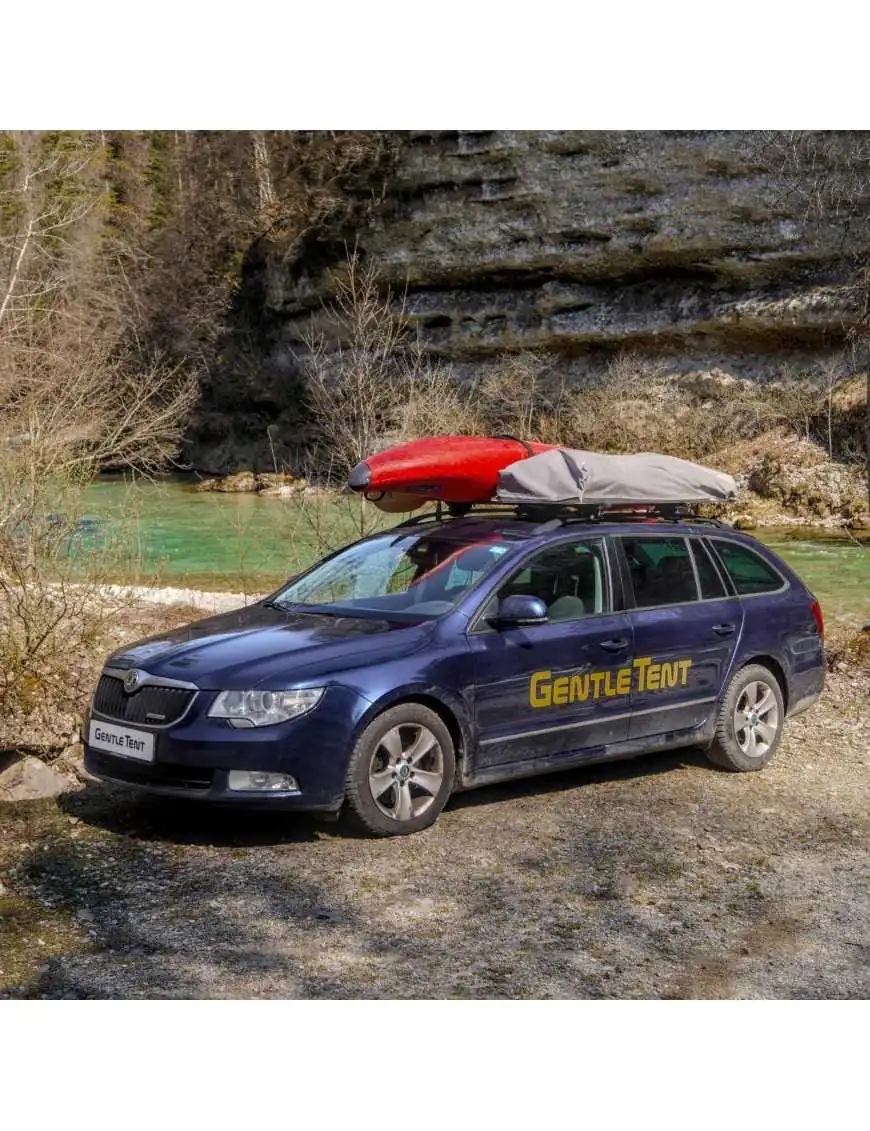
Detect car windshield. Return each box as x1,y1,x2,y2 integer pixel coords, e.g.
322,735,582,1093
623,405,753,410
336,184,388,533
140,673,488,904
272,529,515,620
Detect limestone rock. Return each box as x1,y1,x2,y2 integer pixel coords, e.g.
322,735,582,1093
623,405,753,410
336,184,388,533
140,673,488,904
56,743,88,784
257,476,307,497
212,471,259,493
267,131,866,378
745,437,867,522
0,756,79,802
194,471,302,494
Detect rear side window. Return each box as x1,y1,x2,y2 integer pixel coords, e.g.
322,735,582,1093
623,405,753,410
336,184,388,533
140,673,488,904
690,538,728,599
711,540,784,595
621,537,699,608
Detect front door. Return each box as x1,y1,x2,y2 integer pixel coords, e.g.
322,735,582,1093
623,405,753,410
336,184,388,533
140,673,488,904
616,534,744,739
469,536,635,771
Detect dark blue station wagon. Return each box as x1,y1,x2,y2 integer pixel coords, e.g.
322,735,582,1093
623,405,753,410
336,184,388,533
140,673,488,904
84,513,825,836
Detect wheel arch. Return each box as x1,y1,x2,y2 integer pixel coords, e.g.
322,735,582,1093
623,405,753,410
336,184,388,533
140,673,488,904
736,654,789,711
355,688,472,783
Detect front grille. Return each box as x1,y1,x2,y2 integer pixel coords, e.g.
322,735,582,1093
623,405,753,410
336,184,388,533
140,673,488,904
93,675,195,726
87,749,214,791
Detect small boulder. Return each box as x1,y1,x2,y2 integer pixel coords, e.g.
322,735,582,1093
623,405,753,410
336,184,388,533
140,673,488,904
215,471,259,493
258,477,308,497
0,756,79,802
56,743,88,784
256,472,297,490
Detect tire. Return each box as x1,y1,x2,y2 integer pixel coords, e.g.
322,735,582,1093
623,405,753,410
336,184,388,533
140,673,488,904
345,703,456,836
707,663,785,772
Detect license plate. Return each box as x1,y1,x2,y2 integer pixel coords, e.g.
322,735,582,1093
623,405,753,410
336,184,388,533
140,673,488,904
88,719,155,763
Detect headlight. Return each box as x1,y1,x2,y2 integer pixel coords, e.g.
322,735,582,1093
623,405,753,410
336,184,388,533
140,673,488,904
208,688,324,728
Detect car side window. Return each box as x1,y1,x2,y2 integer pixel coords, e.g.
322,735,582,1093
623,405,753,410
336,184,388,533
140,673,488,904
490,538,610,622
621,536,699,608
710,540,784,595
690,537,728,599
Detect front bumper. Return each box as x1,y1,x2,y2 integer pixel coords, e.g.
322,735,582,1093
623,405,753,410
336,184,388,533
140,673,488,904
83,683,369,811
83,747,340,810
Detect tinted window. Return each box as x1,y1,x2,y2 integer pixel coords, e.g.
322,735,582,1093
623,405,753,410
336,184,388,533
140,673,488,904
622,537,699,608
712,540,784,595
691,538,728,599
493,539,609,621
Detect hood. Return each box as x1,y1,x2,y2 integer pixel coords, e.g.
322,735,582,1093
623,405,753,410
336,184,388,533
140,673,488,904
106,602,434,690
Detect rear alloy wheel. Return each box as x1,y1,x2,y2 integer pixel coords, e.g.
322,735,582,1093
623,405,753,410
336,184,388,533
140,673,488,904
707,663,785,772
345,703,455,836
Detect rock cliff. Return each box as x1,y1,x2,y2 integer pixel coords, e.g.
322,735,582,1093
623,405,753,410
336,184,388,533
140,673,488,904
188,130,868,472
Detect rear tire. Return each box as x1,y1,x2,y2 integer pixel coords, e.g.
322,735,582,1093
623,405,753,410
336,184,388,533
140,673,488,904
345,703,455,836
707,663,785,772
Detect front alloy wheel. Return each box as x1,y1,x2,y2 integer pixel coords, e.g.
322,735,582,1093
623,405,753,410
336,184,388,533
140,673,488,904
369,723,445,823
346,703,455,836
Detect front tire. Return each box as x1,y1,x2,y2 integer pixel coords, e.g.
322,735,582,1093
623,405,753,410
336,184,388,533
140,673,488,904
707,663,785,772
345,703,455,836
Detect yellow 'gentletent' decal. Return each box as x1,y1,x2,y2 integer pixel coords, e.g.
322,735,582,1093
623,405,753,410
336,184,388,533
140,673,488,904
530,657,692,709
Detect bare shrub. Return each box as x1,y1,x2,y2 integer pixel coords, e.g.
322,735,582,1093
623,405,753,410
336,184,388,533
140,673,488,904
394,347,476,442
550,354,750,457
0,133,198,748
0,506,134,748
471,352,564,440
549,352,866,467
0,337,197,541
303,250,469,474
759,358,867,464
304,250,410,473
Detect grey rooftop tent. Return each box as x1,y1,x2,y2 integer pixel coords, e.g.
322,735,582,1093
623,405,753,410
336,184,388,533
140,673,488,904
495,449,737,507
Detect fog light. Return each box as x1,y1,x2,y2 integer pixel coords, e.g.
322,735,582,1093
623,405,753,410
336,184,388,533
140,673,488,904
227,770,299,793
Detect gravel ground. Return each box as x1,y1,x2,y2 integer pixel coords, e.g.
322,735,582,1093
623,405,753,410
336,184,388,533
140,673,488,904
1,670,867,1000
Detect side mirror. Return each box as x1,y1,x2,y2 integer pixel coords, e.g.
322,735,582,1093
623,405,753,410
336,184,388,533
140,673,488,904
493,595,548,628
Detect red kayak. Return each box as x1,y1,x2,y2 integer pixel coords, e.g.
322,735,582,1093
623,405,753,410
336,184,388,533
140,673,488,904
348,435,554,512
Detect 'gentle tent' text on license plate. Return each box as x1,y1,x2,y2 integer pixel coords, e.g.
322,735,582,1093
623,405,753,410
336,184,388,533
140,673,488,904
88,720,155,762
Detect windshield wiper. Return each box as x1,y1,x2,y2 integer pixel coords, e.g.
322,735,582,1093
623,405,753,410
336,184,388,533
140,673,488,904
266,600,347,617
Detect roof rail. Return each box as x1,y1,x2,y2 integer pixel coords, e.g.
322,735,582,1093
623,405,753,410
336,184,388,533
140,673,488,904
392,501,733,531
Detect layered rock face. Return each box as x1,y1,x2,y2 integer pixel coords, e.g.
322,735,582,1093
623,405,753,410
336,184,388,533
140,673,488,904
189,131,867,471
276,131,864,371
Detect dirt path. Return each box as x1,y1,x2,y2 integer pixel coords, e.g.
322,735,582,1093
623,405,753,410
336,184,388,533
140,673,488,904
1,670,867,999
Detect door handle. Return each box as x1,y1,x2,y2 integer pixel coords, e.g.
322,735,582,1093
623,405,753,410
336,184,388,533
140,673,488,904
712,623,735,636
599,638,629,652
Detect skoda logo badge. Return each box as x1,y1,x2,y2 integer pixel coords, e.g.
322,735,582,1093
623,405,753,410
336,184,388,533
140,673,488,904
124,669,143,694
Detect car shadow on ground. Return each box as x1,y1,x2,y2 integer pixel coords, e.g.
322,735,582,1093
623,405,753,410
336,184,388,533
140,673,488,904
448,745,711,811
60,745,712,848
59,784,343,848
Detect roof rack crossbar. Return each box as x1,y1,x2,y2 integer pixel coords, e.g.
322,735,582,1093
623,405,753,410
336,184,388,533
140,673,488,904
394,505,519,528
392,502,732,531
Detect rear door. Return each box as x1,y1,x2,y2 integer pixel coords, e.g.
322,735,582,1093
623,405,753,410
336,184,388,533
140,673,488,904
468,536,635,770
616,533,743,740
